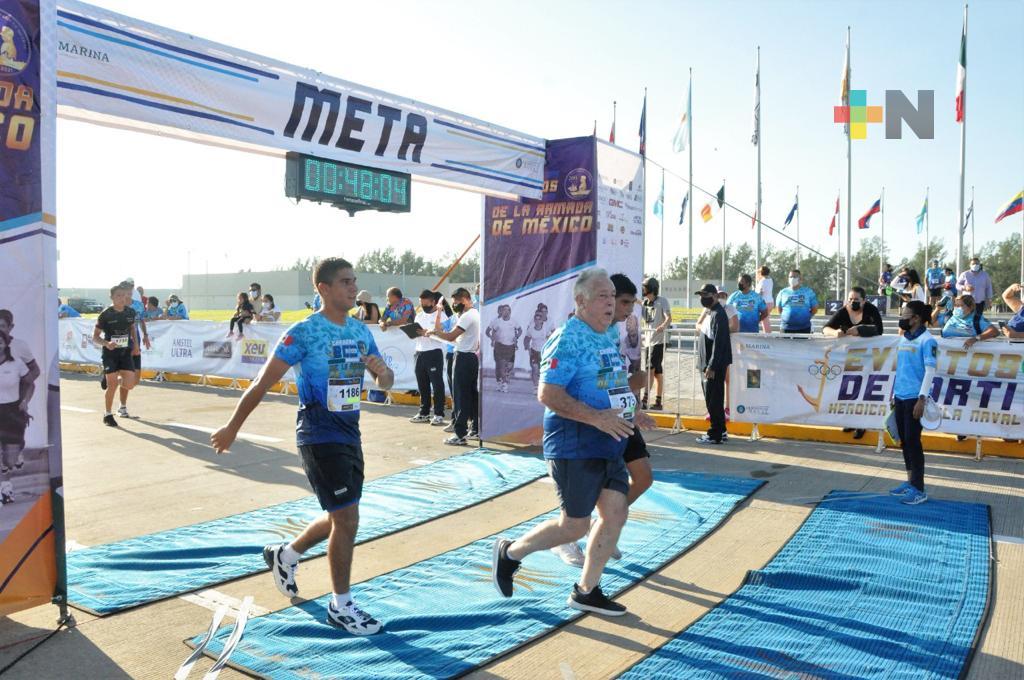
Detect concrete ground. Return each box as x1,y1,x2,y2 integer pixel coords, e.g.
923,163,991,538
1,372,1022,679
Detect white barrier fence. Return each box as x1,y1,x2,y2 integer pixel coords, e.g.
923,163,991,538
58,318,422,391
729,334,1024,439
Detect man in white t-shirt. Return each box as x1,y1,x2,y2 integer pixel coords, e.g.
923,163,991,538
756,265,774,333
523,311,555,387
0,310,40,474
486,304,522,393
410,290,449,426
427,288,480,445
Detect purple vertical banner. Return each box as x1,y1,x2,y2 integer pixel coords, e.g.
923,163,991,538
0,0,41,224
480,137,596,444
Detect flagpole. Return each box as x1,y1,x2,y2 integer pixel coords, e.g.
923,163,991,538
721,179,726,287
687,68,694,300
924,186,930,269
844,26,852,293
755,46,762,274
660,167,665,284
956,5,968,277
880,187,885,282
970,185,975,257
837,190,842,300
796,186,801,267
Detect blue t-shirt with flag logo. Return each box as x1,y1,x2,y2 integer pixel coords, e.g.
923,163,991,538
941,311,992,338
776,286,818,331
274,312,381,447
1009,308,1024,333
894,327,938,400
925,267,945,288
540,316,629,460
726,290,766,332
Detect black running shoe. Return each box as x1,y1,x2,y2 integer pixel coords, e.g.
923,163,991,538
103,414,118,427
567,583,626,616
263,543,298,597
492,537,520,597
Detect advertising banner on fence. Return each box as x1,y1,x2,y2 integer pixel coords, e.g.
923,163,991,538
0,0,62,616
729,335,1024,438
481,137,596,444
54,0,545,198
59,318,421,391
595,140,644,282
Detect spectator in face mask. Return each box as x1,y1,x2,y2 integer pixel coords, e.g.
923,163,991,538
957,257,994,315
941,294,998,349
727,274,767,333
930,283,956,327
1001,283,1024,339
823,287,883,338
775,269,818,334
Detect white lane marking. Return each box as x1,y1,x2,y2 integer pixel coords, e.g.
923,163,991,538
60,405,95,413
167,422,283,444
66,540,90,552
411,458,435,466
539,477,555,485
993,534,1024,545
179,588,269,618
559,662,576,680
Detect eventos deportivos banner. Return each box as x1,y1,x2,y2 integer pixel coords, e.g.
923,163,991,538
58,318,419,391
729,335,1024,439
54,1,544,198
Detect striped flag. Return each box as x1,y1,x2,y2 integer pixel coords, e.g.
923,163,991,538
956,8,967,123
828,194,839,236
672,78,691,152
915,196,928,234
638,92,647,156
751,51,760,146
858,198,881,229
995,191,1024,223
701,203,713,223
679,191,689,225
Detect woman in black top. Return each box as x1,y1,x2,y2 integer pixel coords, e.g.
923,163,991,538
822,286,884,338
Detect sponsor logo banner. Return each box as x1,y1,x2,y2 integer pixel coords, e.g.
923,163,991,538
729,335,1024,438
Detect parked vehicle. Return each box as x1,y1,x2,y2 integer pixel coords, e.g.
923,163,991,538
68,297,104,314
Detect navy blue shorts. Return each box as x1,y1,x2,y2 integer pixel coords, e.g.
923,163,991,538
298,442,364,512
547,456,629,518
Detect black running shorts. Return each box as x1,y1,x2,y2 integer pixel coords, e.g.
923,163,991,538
102,348,135,374
298,442,364,512
132,354,142,371
647,343,665,375
622,427,650,463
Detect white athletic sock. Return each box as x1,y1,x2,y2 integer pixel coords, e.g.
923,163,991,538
104,411,112,417
331,592,351,609
280,544,301,565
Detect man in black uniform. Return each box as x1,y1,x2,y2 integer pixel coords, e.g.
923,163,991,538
695,283,732,444
93,284,141,427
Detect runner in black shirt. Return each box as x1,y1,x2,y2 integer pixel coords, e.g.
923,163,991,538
93,284,140,427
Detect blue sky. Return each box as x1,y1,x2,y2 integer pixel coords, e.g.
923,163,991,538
57,0,1023,288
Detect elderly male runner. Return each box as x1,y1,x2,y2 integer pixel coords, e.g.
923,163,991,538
492,268,638,616
211,257,394,635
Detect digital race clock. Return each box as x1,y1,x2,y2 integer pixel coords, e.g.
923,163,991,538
285,152,411,214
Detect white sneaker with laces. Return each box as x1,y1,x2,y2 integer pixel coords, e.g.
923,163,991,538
326,599,382,635
443,423,456,433
117,405,130,418
409,414,431,423
430,415,445,426
443,435,468,446
262,544,298,597
550,542,585,567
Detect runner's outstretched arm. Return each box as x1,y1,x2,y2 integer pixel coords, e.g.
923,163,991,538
211,357,290,453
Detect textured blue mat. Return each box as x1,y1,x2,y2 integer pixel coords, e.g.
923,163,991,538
68,450,547,615
620,490,992,680
191,472,763,679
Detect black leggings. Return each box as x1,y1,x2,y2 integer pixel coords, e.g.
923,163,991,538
894,397,925,491
230,314,250,334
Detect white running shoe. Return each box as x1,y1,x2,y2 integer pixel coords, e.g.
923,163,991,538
550,542,585,567
442,423,456,433
262,544,298,597
117,405,131,418
430,416,445,426
326,599,382,635
409,414,431,423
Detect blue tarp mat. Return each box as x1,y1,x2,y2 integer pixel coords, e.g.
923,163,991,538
620,490,992,680
68,449,547,615
190,471,763,680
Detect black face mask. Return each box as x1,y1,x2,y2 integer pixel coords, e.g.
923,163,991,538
421,305,434,314
737,282,747,291
898,318,913,331
850,301,862,311
700,296,715,309
453,303,466,313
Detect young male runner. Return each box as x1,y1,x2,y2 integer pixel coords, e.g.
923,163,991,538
118,280,150,418
93,284,140,427
551,273,656,566
492,268,636,616
211,258,394,635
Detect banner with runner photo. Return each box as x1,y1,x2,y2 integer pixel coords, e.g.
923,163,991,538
480,137,597,444
58,318,421,391
729,335,1024,438
53,0,545,198
0,0,63,617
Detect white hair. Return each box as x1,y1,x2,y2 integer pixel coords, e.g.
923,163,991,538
573,267,610,303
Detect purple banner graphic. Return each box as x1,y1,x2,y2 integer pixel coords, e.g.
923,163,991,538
481,137,597,444
0,0,41,225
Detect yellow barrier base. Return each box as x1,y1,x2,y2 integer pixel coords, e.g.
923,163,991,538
60,363,1020,460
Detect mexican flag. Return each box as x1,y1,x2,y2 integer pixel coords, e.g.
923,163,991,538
956,10,966,123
